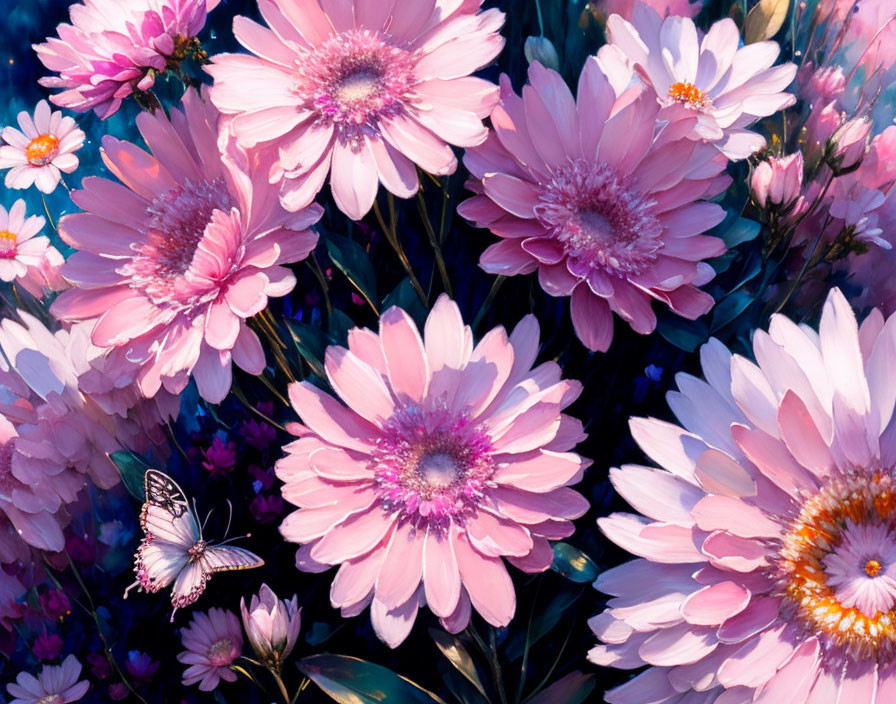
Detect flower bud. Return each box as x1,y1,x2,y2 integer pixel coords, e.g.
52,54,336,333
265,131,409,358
798,64,846,106
829,116,872,172
751,152,804,211
240,584,301,667
524,36,560,71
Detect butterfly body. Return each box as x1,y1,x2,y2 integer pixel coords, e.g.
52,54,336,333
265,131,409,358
126,470,263,617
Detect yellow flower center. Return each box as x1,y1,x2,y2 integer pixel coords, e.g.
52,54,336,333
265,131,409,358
0,230,16,259
668,81,708,108
25,134,60,166
777,472,896,663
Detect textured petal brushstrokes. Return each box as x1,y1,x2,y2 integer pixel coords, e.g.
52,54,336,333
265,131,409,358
34,0,220,119
50,88,322,403
178,608,243,692
277,296,590,647
590,288,896,702
459,58,730,352
207,0,505,219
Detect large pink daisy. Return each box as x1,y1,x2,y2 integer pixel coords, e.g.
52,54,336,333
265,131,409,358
207,0,505,219
590,288,896,702
34,0,220,119
459,59,730,352
605,5,797,159
277,296,590,647
50,89,322,403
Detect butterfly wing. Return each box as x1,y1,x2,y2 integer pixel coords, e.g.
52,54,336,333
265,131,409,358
201,545,265,573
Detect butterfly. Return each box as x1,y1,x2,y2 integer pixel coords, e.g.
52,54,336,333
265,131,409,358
125,469,263,619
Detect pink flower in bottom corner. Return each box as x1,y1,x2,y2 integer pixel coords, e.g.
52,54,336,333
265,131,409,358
590,287,896,702
459,59,730,352
49,88,322,403
0,101,84,193
277,296,590,647
0,200,50,284
178,608,243,691
6,654,89,704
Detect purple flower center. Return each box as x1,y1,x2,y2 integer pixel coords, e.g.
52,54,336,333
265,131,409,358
120,178,233,308
369,403,496,535
37,695,63,704
207,637,237,667
295,29,419,148
534,159,663,277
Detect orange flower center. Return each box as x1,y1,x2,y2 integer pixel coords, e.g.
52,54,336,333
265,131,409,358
668,81,708,108
25,134,60,166
777,472,896,662
0,230,16,259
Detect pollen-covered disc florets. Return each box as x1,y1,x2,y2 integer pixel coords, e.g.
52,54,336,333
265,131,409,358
777,470,896,663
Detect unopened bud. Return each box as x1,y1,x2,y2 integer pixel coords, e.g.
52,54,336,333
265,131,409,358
524,36,560,71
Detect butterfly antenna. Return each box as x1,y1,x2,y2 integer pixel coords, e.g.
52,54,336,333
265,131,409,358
201,508,214,533
224,499,234,539
217,532,253,546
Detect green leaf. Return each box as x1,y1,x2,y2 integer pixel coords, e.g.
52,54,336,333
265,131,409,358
324,232,378,312
505,586,583,661
298,654,448,704
711,290,755,332
525,672,595,704
550,543,599,583
328,309,355,345
109,449,151,501
383,277,428,329
743,0,790,43
720,218,761,248
429,629,488,699
655,315,709,353
284,318,329,379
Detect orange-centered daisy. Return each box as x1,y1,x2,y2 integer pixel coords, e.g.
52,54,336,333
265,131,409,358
25,134,60,167
667,81,709,108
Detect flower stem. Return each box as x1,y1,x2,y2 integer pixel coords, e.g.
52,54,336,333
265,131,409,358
416,190,453,297
60,553,149,704
372,198,428,307
271,669,292,704
40,194,56,231
472,276,506,330
306,253,333,317
534,0,545,35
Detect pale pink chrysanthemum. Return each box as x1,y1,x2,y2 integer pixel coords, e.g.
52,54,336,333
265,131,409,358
178,608,243,691
459,59,730,352
590,287,896,702
0,101,84,193
0,200,50,284
6,654,89,704
206,0,505,220
49,89,322,403
34,0,220,119
277,296,590,647
605,5,798,159
17,245,69,301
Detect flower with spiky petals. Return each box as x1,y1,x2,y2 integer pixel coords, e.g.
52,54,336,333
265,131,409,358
0,200,51,285
178,608,242,691
0,101,84,193
277,296,590,647
206,0,505,220
590,288,896,702
459,59,730,352
604,5,797,159
50,89,322,403
34,0,220,119
6,654,89,704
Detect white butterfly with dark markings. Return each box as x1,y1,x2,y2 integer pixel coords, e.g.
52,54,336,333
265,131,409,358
125,469,263,619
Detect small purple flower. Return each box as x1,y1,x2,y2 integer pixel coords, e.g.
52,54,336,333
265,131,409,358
201,436,237,477
65,532,96,564
32,633,64,661
109,682,130,700
125,650,160,685
249,465,275,494
39,589,71,620
240,419,277,451
250,495,284,524
87,652,112,680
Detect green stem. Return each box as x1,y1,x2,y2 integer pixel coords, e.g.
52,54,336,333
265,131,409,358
372,198,428,306
416,191,453,297
61,553,149,704
271,669,292,704
307,253,333,317
40,194,56,231
534,0,545,35
472,276,506,330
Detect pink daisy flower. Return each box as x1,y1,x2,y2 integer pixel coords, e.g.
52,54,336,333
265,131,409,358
605,5,797,159
34,0,220,119
459,59,730,352
590,288,896,702
277,296,590,647
6,654,89,704
178,608,243,691
206,0,505,219
0,101,84,194
50,89,322,403
596,0,702,21
0,200,50,284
